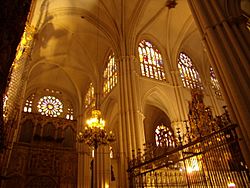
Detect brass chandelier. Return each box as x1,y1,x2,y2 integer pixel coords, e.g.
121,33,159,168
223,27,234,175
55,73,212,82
77,110,115,149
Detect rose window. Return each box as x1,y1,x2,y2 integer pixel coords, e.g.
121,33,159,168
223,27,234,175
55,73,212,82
37,96,63,117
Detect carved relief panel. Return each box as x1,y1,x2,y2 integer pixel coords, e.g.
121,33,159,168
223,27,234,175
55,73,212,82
3,113,77,188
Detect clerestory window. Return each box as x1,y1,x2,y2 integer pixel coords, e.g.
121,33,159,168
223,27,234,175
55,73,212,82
178,52,202,89
84,83,95,108
138,40,166,81
103,53,118,96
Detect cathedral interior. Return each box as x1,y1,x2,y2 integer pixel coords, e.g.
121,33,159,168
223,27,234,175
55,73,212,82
0,0,250,187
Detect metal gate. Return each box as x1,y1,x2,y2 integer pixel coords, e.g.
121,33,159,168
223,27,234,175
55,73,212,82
128,124,250,187
128,90,250,187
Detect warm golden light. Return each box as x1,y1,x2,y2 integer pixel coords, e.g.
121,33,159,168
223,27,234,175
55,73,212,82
3,95,8,118
186,157,200,173
15,25,35,61
228,182,236,187
86,110,105,129
77,110,115,149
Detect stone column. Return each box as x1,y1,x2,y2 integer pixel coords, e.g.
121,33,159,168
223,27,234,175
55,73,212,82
77,114,91,188
130,56,146,151
77,144,91,188
187,0,250,165
99,146,111,188
117,111,128,188
118,56,145,158
170,70,187,120
117,55,146,187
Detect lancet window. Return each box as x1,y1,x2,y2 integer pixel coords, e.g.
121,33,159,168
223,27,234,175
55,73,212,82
23,93,35,113
66,108,74,120
103,53,118,96
138,40,166,81
178,52,202,89
84,83,95,108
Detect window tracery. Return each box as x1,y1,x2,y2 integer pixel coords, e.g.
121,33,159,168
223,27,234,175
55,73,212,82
155,124,175,147
84,83,95,108
138,40,166,80
23,94,35,113
66,108,74,120
37,96,63,117
103,53,118,96
178,52,202,89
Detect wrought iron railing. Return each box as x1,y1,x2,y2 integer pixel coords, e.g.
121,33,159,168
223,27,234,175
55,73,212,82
128,124,250,187
128,90,250,187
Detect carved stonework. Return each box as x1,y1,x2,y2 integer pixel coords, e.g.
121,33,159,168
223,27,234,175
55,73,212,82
3,112,77,188
8,150,26,174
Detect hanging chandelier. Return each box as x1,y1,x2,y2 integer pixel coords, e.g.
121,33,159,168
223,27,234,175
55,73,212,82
77,110,115,149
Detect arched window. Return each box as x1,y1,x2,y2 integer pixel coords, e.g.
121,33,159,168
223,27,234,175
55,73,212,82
138,40,166,81
37,96,63,117
178,52,202,89
66,107,74,120
103,53,118,96
23,93,35,113
84,83,95,108
155,124,175,147
210,67,222,97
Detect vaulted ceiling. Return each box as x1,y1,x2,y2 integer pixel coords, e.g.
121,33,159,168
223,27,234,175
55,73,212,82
25,0,249,114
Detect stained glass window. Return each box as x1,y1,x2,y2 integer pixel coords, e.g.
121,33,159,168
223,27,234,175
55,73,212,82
138,40,166,80
37,96,63,117
44,88,61,94
23,94,35,113
84,83,95,108
103,53,118,96
178,52,202,89
24,99,33,113
210,67,222,97
155,124,175,147
66,108,74,120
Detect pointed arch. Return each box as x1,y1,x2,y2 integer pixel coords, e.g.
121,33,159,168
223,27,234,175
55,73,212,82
141,86,179,121
103,51,118,97
177,52,203,89
138,40,166,81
